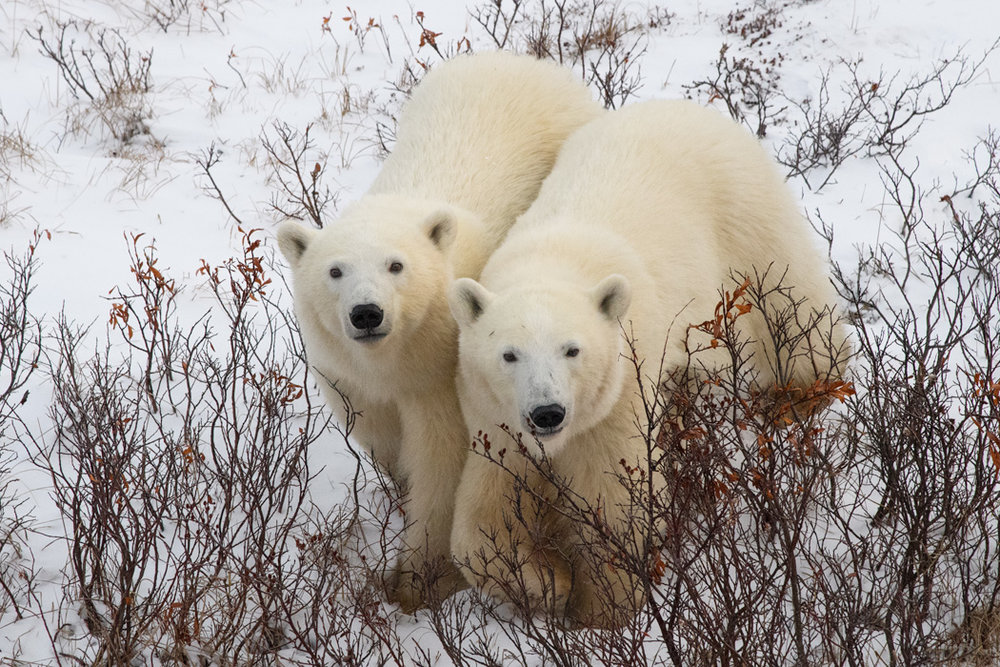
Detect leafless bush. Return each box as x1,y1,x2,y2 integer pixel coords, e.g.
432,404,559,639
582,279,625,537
323,6,398,66
686,42,786,138
854,45,994,157
954,129,1000,201
194,143,245,227
323,8,471,161
471,0,524,51
24,229,346,663
0,235,41,430
260,122,339,227
338,7,384,56
30,20,153,144
809,151,1000,665
195,128,338,231
0,115,41,184
780,40,998,190
140,0,231,34
723,3,785,49
471,0,651,108
778,68,869,189
683,2,789,137
270,491,413,666
0,448,33,623
650,284,853,666
648,150,998,665
0,236,43,621
374,111,401,161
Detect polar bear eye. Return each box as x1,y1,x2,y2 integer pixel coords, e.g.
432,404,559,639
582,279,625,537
565,346,580,358
502,351,518,363
388,261,404,274
329,266,342,279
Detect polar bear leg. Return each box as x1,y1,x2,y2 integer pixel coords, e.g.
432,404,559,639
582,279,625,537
317,379,403,481
451,441,573,615
386,392,470,611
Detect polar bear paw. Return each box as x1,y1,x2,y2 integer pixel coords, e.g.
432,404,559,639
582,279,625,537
386,556,468,613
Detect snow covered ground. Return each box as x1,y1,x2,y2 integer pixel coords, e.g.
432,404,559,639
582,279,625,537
1,0,998,664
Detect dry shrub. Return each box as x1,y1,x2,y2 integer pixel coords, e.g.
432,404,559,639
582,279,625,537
30,20,154,145
139,0,231,34
471,0,652,108
25,230,332,663
259,123,339,228
780,40,999,190
0,235,43,622
682,2,790,138
685,42,785,138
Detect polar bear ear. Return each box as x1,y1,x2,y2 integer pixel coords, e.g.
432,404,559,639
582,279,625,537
423,209,458,251
449,278,494,328
276,220,317,268
590,274,631,321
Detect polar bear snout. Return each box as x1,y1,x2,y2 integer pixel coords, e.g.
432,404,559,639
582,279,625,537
350,303,384,330
348,303,390,342
529,403,565,430
527,403,566,435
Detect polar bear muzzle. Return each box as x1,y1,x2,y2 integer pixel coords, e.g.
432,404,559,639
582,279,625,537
528,403,566,434
349,303,388,342
350,303,384,330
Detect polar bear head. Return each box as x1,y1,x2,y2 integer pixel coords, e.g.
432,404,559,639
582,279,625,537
277,195,459,359
449,275,631,457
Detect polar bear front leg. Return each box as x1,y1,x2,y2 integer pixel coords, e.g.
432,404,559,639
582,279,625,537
451,442,573,616
386,392,470,612
317,379,403,481
567,518,647,628
561,434,651,628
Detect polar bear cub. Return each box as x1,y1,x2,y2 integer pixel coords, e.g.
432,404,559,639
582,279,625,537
276,51,601,610
449,99,849,626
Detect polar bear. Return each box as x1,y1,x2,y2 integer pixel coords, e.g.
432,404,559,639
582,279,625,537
276,51,601,611
448,99,849,626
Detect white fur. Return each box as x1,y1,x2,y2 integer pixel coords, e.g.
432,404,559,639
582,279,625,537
449,99,849,625
276,51,601,610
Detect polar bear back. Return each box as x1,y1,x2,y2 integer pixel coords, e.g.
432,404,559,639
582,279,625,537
370,51,602,244
510,99,824,297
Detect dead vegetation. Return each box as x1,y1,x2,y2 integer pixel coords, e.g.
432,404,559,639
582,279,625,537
472,0,656,108
30,19,155,146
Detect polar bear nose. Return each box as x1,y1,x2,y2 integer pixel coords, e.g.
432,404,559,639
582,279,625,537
350,303,384,330
529,403,566,430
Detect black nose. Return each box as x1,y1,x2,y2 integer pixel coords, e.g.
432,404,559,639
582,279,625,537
350,303,384,330
530,404,565,430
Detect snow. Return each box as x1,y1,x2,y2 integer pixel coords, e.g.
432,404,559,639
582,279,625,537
1,0,998,663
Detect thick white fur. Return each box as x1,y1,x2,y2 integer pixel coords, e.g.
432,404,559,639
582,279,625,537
449,99,849,625
276,51,601,610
